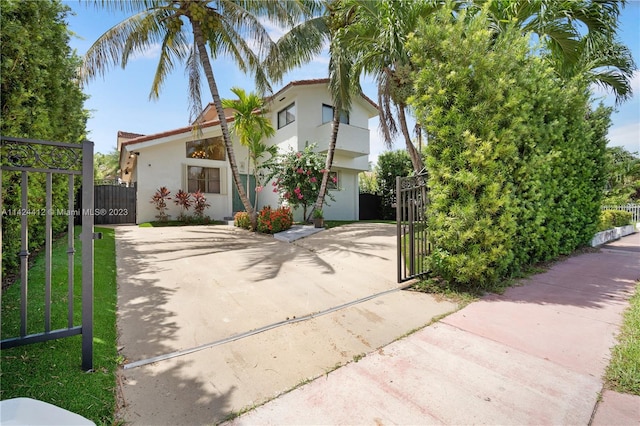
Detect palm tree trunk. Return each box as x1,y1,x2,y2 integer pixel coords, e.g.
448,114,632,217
309,107,340,221
398,102,424,173
247,145,251,204
192,21,255,226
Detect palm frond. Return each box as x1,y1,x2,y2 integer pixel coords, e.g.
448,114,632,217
148,19,190,99
378,76,398,148
242,0,322,28
263,16,328,84
199,3,275,94
216,1,273,60
328,42,355,113
590,69,634,103
186,44,203,126
83,0,159,14
80,7,179,83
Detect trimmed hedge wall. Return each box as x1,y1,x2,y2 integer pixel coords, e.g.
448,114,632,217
598,210,633,232
408,6,608,289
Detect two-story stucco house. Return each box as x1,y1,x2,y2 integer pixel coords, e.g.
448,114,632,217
118,79,378,223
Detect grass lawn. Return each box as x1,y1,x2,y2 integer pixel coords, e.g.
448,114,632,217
1,227,118,425
605,280,640,395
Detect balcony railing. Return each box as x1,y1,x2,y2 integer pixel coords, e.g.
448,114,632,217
312,122,369,158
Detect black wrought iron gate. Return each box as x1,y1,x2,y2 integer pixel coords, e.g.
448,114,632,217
1,136,95,371
397,173,430,283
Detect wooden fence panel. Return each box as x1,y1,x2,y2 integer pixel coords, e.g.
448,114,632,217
94,185,136,224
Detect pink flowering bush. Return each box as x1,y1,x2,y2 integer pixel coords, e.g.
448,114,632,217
265,144,333,219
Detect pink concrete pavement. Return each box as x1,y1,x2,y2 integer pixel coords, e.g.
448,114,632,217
231,233,640,425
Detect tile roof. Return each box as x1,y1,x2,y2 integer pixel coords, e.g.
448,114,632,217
117,131,146,139
121,79,379,147
121,115,234,147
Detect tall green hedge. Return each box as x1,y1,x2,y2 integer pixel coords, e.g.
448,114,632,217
1,0,88,278
407,5,608,289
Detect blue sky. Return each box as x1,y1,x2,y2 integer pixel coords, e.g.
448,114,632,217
66,1,639,160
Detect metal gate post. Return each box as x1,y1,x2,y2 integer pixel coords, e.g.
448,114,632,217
20,171,29,337
81,140,94,371
408,199,414,276
396,176,402,283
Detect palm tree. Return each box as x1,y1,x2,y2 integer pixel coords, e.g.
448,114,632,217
80,0,314,217
477,0,636,104
329,0,442,173
222,87,276,227
265,0,361,220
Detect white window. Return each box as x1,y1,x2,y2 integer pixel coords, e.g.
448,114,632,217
278,103,296,129
188,166,221,194
322,104,349,125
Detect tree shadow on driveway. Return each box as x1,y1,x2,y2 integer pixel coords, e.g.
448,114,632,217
116,227,239,425
236,223,397,282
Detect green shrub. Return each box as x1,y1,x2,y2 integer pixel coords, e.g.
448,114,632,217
257,206,293,234
599,210,633,231
408,4,607,289
1,1,88,279
375,150,413,220
234,211,251,230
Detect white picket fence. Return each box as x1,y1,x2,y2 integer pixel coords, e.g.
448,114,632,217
601,204,640,222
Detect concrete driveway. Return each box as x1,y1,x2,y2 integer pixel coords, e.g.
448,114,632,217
115,223,457,425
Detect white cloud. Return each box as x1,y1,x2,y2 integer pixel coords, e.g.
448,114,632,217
608,121,640,154
130,43,162,61
258,17,287,42
312,54,330,66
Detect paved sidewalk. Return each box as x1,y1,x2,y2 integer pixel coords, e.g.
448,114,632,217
231,233,640,425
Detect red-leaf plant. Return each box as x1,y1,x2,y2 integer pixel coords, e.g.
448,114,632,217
173,189,193,221
150,187,171,222
192,190,211,220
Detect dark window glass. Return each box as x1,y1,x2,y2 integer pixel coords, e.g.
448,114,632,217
186,137,225,160
188,166,221,194
277,103,296,129
322,104,349,125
